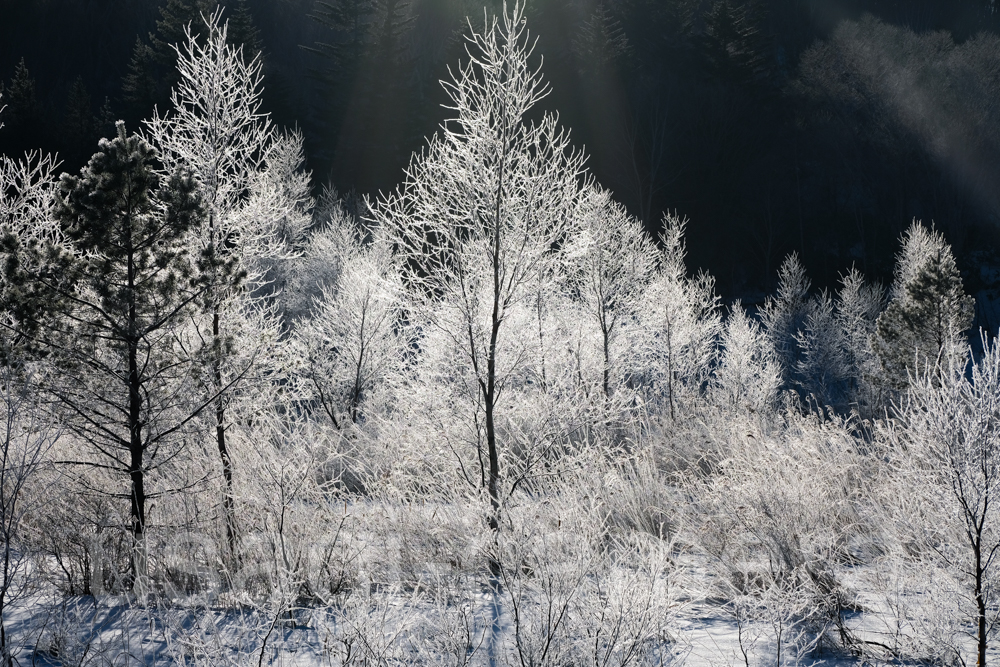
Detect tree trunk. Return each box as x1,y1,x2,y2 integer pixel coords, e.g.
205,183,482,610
127,239,146,591
485,288,502,579
601,317,611,399
485,119,507,581
128,334,146,591
213,306,238,563
665,306,676,421
976,535,987,667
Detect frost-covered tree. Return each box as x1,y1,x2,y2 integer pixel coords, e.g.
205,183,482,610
761,252,811,394
9,125,205,589
0,148,60,355
794,289,848,410
562,187,657,399
279,187,357,323
834,267,885,418
876,338,1000,667
635,215,720,419
296,226,403,430
874,221,974,392
713,301,780,414
760,256,885,415
0,363,57,667
146,11,311,556
370,3,588,552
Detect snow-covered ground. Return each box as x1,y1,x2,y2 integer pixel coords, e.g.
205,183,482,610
12,557,980,667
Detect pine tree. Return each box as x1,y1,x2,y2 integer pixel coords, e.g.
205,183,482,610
371,0,414,65
794,289,848,409
306,0,416,185
96,96,117,139
363,0,416,165
227,0,263,62
121,38,159,118
874,222,974,391
571,2,633,75
151,0,219,67
122,0,219,119
307,0,378,77
44,123,205,589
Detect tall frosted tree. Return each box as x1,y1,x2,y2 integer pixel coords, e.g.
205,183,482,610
7,124,205,589
0,115,61,664
878,337,1000,667
146,11,311,559
636,216,720,419
370,3,588,557
562,187,657,399
874,221,974,392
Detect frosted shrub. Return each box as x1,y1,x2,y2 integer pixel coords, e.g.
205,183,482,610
478,454,683,667
225,416,363,606
694,412,867,659
295,230,404,433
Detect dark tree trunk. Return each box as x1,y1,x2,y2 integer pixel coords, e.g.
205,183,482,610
976,533,987,667
127,241,146,590
485,248,502,579
213,306,238,562
484,120,507,581
601,317,611,399
127,339,147,589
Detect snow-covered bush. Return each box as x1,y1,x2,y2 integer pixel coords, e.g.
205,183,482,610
693,412,869,661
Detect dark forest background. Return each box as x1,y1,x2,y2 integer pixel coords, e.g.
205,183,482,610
3,0,1000,307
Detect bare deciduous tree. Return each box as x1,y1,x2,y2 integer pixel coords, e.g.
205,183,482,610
876,337,1000,667
562,187,657,400
370,2,588,559
146,10,312,558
